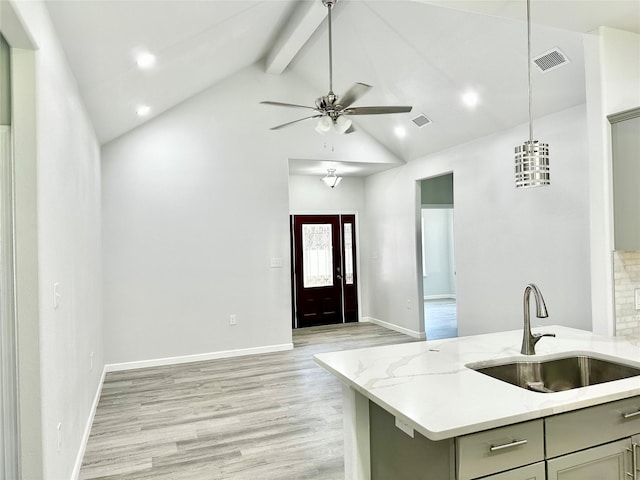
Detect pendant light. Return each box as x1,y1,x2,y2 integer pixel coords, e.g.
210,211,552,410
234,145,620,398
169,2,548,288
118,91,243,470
514,0,550,188
321,168,342,188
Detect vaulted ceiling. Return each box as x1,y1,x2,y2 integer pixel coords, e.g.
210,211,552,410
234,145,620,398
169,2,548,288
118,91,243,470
45,0,640,171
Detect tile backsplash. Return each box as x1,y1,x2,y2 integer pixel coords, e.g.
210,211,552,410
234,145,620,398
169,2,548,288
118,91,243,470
613,251,640,346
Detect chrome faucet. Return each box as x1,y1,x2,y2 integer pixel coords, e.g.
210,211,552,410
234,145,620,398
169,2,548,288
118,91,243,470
520,284,555,355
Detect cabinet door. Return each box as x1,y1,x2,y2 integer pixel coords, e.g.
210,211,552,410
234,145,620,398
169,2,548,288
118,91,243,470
633,434,640,479
610,109,640,250
478,461,545,479
547,438,632,480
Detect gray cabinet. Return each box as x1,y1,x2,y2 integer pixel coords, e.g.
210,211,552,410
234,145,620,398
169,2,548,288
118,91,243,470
610,107,640,250
634,434,640,479
369,396,640,480
547,438,632,479
545,397,640,480
457,420,544,480
545,395,640,457
479,462,545,479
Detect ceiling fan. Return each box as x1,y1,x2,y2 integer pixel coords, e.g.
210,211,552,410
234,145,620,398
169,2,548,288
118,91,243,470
261,0,412,134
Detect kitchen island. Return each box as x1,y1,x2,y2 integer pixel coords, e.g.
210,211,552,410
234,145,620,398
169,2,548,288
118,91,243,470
314,326,640,479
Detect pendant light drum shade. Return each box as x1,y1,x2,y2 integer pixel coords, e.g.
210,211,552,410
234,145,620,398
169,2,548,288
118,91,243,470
514,0,551,189
515,140,550,188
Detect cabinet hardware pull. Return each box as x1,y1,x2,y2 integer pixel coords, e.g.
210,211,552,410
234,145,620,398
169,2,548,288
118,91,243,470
489,439,528,452
622,410,640,419
627,444,639,480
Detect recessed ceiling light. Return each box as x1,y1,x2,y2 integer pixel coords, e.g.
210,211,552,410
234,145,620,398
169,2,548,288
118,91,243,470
136,52,156,69
395,126,407,138
462,91,479,108
136,105,151,116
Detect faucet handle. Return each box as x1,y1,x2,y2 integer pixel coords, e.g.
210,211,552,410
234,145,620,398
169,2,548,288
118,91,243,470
532,332,556,344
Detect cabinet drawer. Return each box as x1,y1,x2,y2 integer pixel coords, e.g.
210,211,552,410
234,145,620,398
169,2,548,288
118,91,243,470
477,461,545,479
456,420,544,480
545,395,640,458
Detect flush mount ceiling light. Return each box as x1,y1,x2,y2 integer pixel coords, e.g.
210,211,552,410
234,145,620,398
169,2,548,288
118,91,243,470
321,168,342,188
514,0,550,189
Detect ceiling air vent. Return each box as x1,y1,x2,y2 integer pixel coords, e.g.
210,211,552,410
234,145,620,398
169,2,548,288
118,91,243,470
411,114,432,128
532,48,570,73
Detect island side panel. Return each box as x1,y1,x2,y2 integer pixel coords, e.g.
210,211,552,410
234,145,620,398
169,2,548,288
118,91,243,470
343,385,371,480
369,401,455,480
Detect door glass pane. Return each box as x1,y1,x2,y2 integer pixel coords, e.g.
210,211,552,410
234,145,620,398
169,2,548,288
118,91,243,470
302,224,333,288
344,223,354,285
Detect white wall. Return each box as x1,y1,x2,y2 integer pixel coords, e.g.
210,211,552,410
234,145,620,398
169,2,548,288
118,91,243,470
102,66,398,365
585,27,640,335
422,208,456,298
366,104,591,337
289,174,365,214
3,1,103,479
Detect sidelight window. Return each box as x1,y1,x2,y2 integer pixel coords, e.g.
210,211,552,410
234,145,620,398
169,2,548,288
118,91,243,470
344,223,354,285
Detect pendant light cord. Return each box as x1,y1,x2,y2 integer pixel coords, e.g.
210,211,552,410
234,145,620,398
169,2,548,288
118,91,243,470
527,0,533,142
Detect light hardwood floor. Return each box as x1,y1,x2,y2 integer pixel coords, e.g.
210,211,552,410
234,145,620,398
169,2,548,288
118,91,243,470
80,323,418,480
424,299,458,340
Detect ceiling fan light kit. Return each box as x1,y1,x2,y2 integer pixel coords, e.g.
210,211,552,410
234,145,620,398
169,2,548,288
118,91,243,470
261,0,412,134
514,0,551,188
334,115,352,134
315,116,333,134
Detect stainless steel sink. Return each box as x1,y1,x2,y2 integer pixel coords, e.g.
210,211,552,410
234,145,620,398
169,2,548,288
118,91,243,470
470,355,640,393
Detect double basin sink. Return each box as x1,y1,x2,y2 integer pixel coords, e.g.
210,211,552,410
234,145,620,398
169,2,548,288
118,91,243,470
469,354,640,393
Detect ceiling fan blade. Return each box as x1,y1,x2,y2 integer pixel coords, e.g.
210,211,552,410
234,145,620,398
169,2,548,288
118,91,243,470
344,124,356,134
270,115,323,130
344,106,413,115
261,101,318,111
339,83,372,109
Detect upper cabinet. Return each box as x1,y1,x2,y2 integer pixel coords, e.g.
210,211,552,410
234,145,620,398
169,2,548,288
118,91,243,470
610,108,640,251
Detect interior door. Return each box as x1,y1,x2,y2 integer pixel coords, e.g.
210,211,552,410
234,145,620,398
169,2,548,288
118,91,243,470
292,214,358,328
293,215,343,327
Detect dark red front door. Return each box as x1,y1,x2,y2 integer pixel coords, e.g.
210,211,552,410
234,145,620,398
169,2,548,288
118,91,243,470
292,214,358,328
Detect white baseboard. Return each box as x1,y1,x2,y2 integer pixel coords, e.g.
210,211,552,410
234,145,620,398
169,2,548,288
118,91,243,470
362,317,426,340
105,343,294,372
424,294,457,301
72,366,107,480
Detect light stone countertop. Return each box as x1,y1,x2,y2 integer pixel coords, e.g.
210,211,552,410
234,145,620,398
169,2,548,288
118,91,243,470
314,325,640,441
